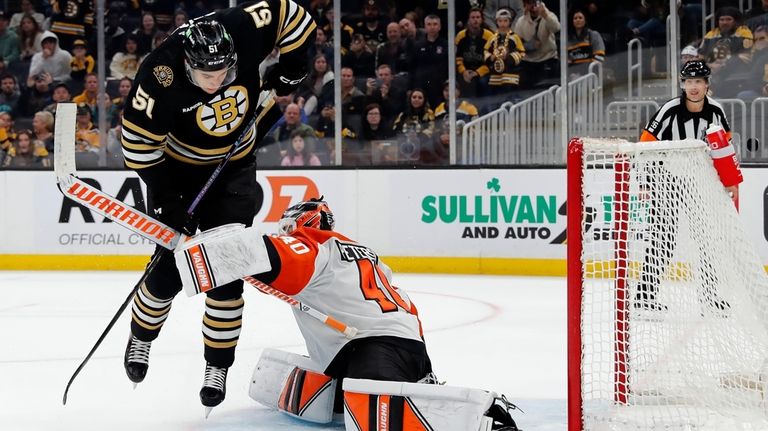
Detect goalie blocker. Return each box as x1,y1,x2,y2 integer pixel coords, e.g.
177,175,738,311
250,348,521,431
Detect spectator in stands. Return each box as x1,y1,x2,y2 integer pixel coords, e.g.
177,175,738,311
746,0,768,31
9,0,44,31
153,30,169,49
49,0,94,52
112,76,132,110
411,14,448,108
375,21,413,75
0,109,14,161
141,0,174,32
94,92,121,127
566,9,606,78
168,9,189,34
27,32,72,86
365,63,406,126
342,33,376,79
485,9,526,100
483,0,524,31
434,81,479,125
2,129,48,168
322,7,353,54
21,73,52,116
32,110,54,154
69,39,95,84
307,27,334,69
132,12,158,56
340,66,366,132
680,44,700,64
296,54,334,117
625,0,666,46
734,25,768,100
515,0,560,89
17,14,42,62
700,7,754,69
456,8,494,99
106,108,125,168
104,8,127,59
0,11,20,71
72,72,98,112
392,88,435,152
44,82,71,114
281,131,322,166
359,102,394,142
0,74,20,116
110,34,142,80
399,15,424,44
74,103,99,153
270,102,318,159
353,0,388,53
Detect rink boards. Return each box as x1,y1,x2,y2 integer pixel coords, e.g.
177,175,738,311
2,168,768,275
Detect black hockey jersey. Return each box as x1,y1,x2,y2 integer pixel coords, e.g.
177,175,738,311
121,0,316,186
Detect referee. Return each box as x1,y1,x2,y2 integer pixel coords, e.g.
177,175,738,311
635,60,740,314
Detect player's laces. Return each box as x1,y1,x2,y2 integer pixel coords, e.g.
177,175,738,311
126,336,151,365
202,364,227,391
417,372,444,385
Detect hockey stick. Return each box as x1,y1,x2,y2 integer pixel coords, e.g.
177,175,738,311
243,276,357,338
58,95,264,404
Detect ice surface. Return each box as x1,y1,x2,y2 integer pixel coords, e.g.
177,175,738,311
0,271,567,431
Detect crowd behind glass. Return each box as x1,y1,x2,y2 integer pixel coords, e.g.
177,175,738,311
0,0,765,169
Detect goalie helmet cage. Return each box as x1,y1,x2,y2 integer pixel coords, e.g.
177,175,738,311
566,137,768,431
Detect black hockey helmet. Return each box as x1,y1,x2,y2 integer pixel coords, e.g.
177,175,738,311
278,197,335,235
182,19,237,72
680,60,711,81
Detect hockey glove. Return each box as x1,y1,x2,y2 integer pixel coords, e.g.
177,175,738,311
263,65,305,96
151,193,199,236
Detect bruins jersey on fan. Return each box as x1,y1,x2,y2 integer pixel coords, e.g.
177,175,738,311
121,0,316,182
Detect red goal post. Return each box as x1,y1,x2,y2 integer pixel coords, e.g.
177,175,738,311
567,137,768,431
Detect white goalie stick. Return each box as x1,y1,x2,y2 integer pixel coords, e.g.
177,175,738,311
55,102,356,404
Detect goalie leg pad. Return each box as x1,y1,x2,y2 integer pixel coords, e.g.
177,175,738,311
343,378,505,431
249,348,337,424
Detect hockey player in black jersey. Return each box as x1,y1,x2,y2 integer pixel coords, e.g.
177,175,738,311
120,0,316,411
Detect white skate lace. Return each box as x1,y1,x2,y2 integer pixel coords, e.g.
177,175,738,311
202,364,228,390
127,336,151,365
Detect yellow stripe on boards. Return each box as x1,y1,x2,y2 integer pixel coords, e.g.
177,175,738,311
9,255,767,278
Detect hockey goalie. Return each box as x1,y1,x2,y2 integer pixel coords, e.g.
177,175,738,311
174,197,522,430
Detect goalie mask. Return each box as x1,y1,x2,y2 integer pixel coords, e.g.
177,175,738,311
278,197,335,235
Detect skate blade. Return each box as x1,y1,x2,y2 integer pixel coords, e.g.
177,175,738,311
132,382,138,390
204,406,213,419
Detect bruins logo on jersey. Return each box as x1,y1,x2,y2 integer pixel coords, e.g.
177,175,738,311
196,86,249,137
153,65,174,87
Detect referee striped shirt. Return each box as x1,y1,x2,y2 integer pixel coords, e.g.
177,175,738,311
640,95,732,143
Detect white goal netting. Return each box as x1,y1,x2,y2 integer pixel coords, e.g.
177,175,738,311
576,138,768,430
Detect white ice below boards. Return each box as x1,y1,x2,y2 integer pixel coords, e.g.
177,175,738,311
0,271,567,431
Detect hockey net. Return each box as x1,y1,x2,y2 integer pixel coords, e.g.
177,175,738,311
567,138,768,431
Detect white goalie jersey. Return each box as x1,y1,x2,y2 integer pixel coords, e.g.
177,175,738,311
177,225,425,371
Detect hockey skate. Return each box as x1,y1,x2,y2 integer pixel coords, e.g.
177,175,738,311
485,395,521,430
124,335,152,387
200,363,228,418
